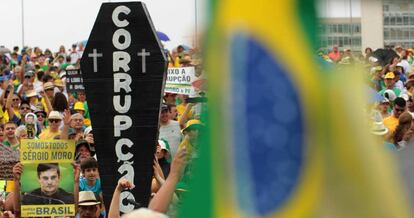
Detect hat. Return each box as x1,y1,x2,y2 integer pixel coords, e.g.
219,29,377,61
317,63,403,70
43,82,54,90
24,70,34,77
74,102,85,111
384,72,395,79
68,128,77,136
76,139,96,156
26,89,37,98
54,79,65,87
78,191,100,206
383,89,397,102
182,119,203,132
158,139,170,152
371,121,389,135
368,56,378,63
401,93,410,101
84,126,93,136
48,111,62,120
371,110,388,136
161,104,168,112
34,108,47,117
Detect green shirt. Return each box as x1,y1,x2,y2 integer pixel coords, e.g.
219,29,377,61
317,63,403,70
3,140,19,151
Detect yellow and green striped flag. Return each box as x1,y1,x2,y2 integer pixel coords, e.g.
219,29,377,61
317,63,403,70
179,0,412,217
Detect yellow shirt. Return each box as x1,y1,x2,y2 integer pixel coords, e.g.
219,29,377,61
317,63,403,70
39,128,61,140
3,108,21,123
176,103,193,122
383,115,399,134
41,97,51,114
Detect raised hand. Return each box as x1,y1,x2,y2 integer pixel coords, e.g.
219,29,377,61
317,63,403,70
12,162,23,181
116,178,135,192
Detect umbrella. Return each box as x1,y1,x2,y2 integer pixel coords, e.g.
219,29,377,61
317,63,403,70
156,31,170,41
0,46,11,55
372,48,399,67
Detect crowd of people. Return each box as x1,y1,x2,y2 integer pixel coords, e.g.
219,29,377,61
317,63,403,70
0,42,204,218
320,44,414,150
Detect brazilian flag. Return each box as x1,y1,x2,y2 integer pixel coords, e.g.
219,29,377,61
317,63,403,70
179,0,412,217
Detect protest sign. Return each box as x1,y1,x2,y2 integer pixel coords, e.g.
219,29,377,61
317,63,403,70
165,67,196,95
80,2,167,213
0,143,19,180
20,139,75,217
65,69,85,92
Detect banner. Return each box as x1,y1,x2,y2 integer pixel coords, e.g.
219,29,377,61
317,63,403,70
65,69,85,92
20,139,75,217
0,143,19,180
165,67,197,95
80,2,167,213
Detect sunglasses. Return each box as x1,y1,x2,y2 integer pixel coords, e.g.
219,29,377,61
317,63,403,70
20,107,30,110
395,108,405,112
12,98,20,102
49,119,61,123
36,114,45,118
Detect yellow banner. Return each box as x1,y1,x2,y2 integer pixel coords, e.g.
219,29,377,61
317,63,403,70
20,139,75,164
21,204,75,217
20,139,76,217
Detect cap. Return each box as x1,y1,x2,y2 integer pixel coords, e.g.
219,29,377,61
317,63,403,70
84,126,93,136
384,72,395,79
76,139,96,156
68,128,77,136
74,102,85,111
24,70,34,77
158,139,170,152
161,104,168,112
182,119,203,133
54,79,65,87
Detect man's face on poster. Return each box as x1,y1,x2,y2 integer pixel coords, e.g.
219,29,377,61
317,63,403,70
38,168,60,195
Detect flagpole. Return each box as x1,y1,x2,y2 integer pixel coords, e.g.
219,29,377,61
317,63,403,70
21,0,25,48
349,0,353,50
194,0,198,48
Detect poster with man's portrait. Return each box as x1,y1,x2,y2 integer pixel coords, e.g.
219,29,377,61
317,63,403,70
20,139,75,217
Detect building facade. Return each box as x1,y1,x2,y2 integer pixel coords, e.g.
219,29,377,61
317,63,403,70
318,18,362,52
319,0,414,53
383,0,414,48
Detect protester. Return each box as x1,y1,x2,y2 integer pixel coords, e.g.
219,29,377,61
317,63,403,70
75,140,96,163
384,97,407,136
79,157,106,217
393,112,414,149
3,122,19,150
0,43,203,218
77,191,100,218
328,45,342,62
108,147,187,218
159,104,182,158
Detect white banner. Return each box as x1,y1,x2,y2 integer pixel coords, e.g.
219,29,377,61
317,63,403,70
165,67,196,95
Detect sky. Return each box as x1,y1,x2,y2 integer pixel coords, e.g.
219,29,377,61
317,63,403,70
0,0,207,52
317,0,361,18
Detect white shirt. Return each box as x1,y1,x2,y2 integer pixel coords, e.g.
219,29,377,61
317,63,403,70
159,120,182,157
